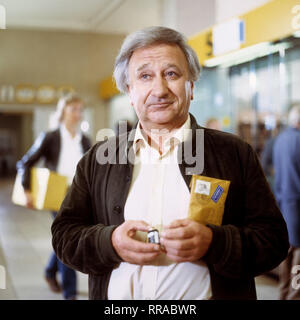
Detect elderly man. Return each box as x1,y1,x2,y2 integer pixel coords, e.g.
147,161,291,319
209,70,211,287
52,26,289,300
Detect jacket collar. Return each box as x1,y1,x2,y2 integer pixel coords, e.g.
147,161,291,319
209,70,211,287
97,112,204,177
125,113,204,176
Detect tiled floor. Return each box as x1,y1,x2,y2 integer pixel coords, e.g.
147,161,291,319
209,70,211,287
0,177,88,300
0,177,279,300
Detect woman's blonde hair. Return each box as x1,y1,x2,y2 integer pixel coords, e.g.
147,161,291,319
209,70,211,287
50,93,83,129
56,93,83,123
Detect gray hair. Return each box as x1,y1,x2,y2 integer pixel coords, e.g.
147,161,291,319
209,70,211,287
288,104,300,128
113,26,201,93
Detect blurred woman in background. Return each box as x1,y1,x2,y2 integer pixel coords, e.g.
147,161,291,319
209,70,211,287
17,93,91,300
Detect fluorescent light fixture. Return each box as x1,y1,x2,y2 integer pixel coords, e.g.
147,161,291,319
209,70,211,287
204,42,292,68
81,121,90,133
293,30,300,38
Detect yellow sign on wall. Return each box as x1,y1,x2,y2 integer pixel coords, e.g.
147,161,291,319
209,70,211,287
189,0,300,65
0,84,75,104
15,84,36,104
99,76,119,100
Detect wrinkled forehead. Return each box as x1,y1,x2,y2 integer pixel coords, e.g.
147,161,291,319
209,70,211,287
128,43,189,72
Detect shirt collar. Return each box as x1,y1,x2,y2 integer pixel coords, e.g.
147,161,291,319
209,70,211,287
60,123,82,142
132,114,191,155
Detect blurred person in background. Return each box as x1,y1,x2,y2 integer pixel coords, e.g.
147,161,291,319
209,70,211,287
260,122,282,192
17,93,91,300
273,104,300,300
205,117,221,131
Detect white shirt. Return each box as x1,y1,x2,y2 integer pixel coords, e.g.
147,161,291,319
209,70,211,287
107,115,211,300
56,124,83,185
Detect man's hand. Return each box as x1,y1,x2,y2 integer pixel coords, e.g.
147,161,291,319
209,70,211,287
160,219,213,262
112,220,162,265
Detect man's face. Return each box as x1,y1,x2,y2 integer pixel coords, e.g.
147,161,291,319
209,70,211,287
127,43,194,130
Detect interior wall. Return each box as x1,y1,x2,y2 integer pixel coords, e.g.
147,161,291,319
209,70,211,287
215,0,271,23
0,28,126,145
163,0,270,38
176,0,216,37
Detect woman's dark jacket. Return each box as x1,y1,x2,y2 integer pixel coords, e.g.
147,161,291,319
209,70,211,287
17,128,91,190
51,114,289,300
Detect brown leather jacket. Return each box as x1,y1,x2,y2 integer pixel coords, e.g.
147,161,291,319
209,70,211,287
52,114,289,300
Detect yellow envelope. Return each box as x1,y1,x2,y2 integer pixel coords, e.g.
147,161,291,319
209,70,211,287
12,168,68,212
188,175,230,226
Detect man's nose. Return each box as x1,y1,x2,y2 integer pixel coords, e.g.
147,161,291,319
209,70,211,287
151,76,169,97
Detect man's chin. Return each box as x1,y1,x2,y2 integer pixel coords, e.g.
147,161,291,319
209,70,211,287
148,111,174,124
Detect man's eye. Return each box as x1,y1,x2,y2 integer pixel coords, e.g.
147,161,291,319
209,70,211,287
166,71,177,78
140,74,151,80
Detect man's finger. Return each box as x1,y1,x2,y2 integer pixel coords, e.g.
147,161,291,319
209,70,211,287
160,237,193,250
161,226,193,240
124,250,162,265
120,237,161,254
126,220,152,233
163,219,189,229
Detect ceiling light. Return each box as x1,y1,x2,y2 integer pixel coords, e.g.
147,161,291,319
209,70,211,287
204,42,292,68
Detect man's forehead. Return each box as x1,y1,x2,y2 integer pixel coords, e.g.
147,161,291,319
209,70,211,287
129,43,188,70
136,63,181,72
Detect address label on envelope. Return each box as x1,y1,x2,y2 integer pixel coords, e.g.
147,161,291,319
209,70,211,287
194,180,211,195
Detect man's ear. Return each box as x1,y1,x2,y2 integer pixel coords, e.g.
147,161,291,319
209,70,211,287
127,85,134,107
190,81,194,101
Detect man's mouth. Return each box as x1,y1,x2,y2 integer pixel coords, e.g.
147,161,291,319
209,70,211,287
148,102,173,108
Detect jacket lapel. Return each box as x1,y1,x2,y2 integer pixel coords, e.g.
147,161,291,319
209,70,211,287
178,113,205,190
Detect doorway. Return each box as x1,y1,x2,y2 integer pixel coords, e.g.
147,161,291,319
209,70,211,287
0,112,33,178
